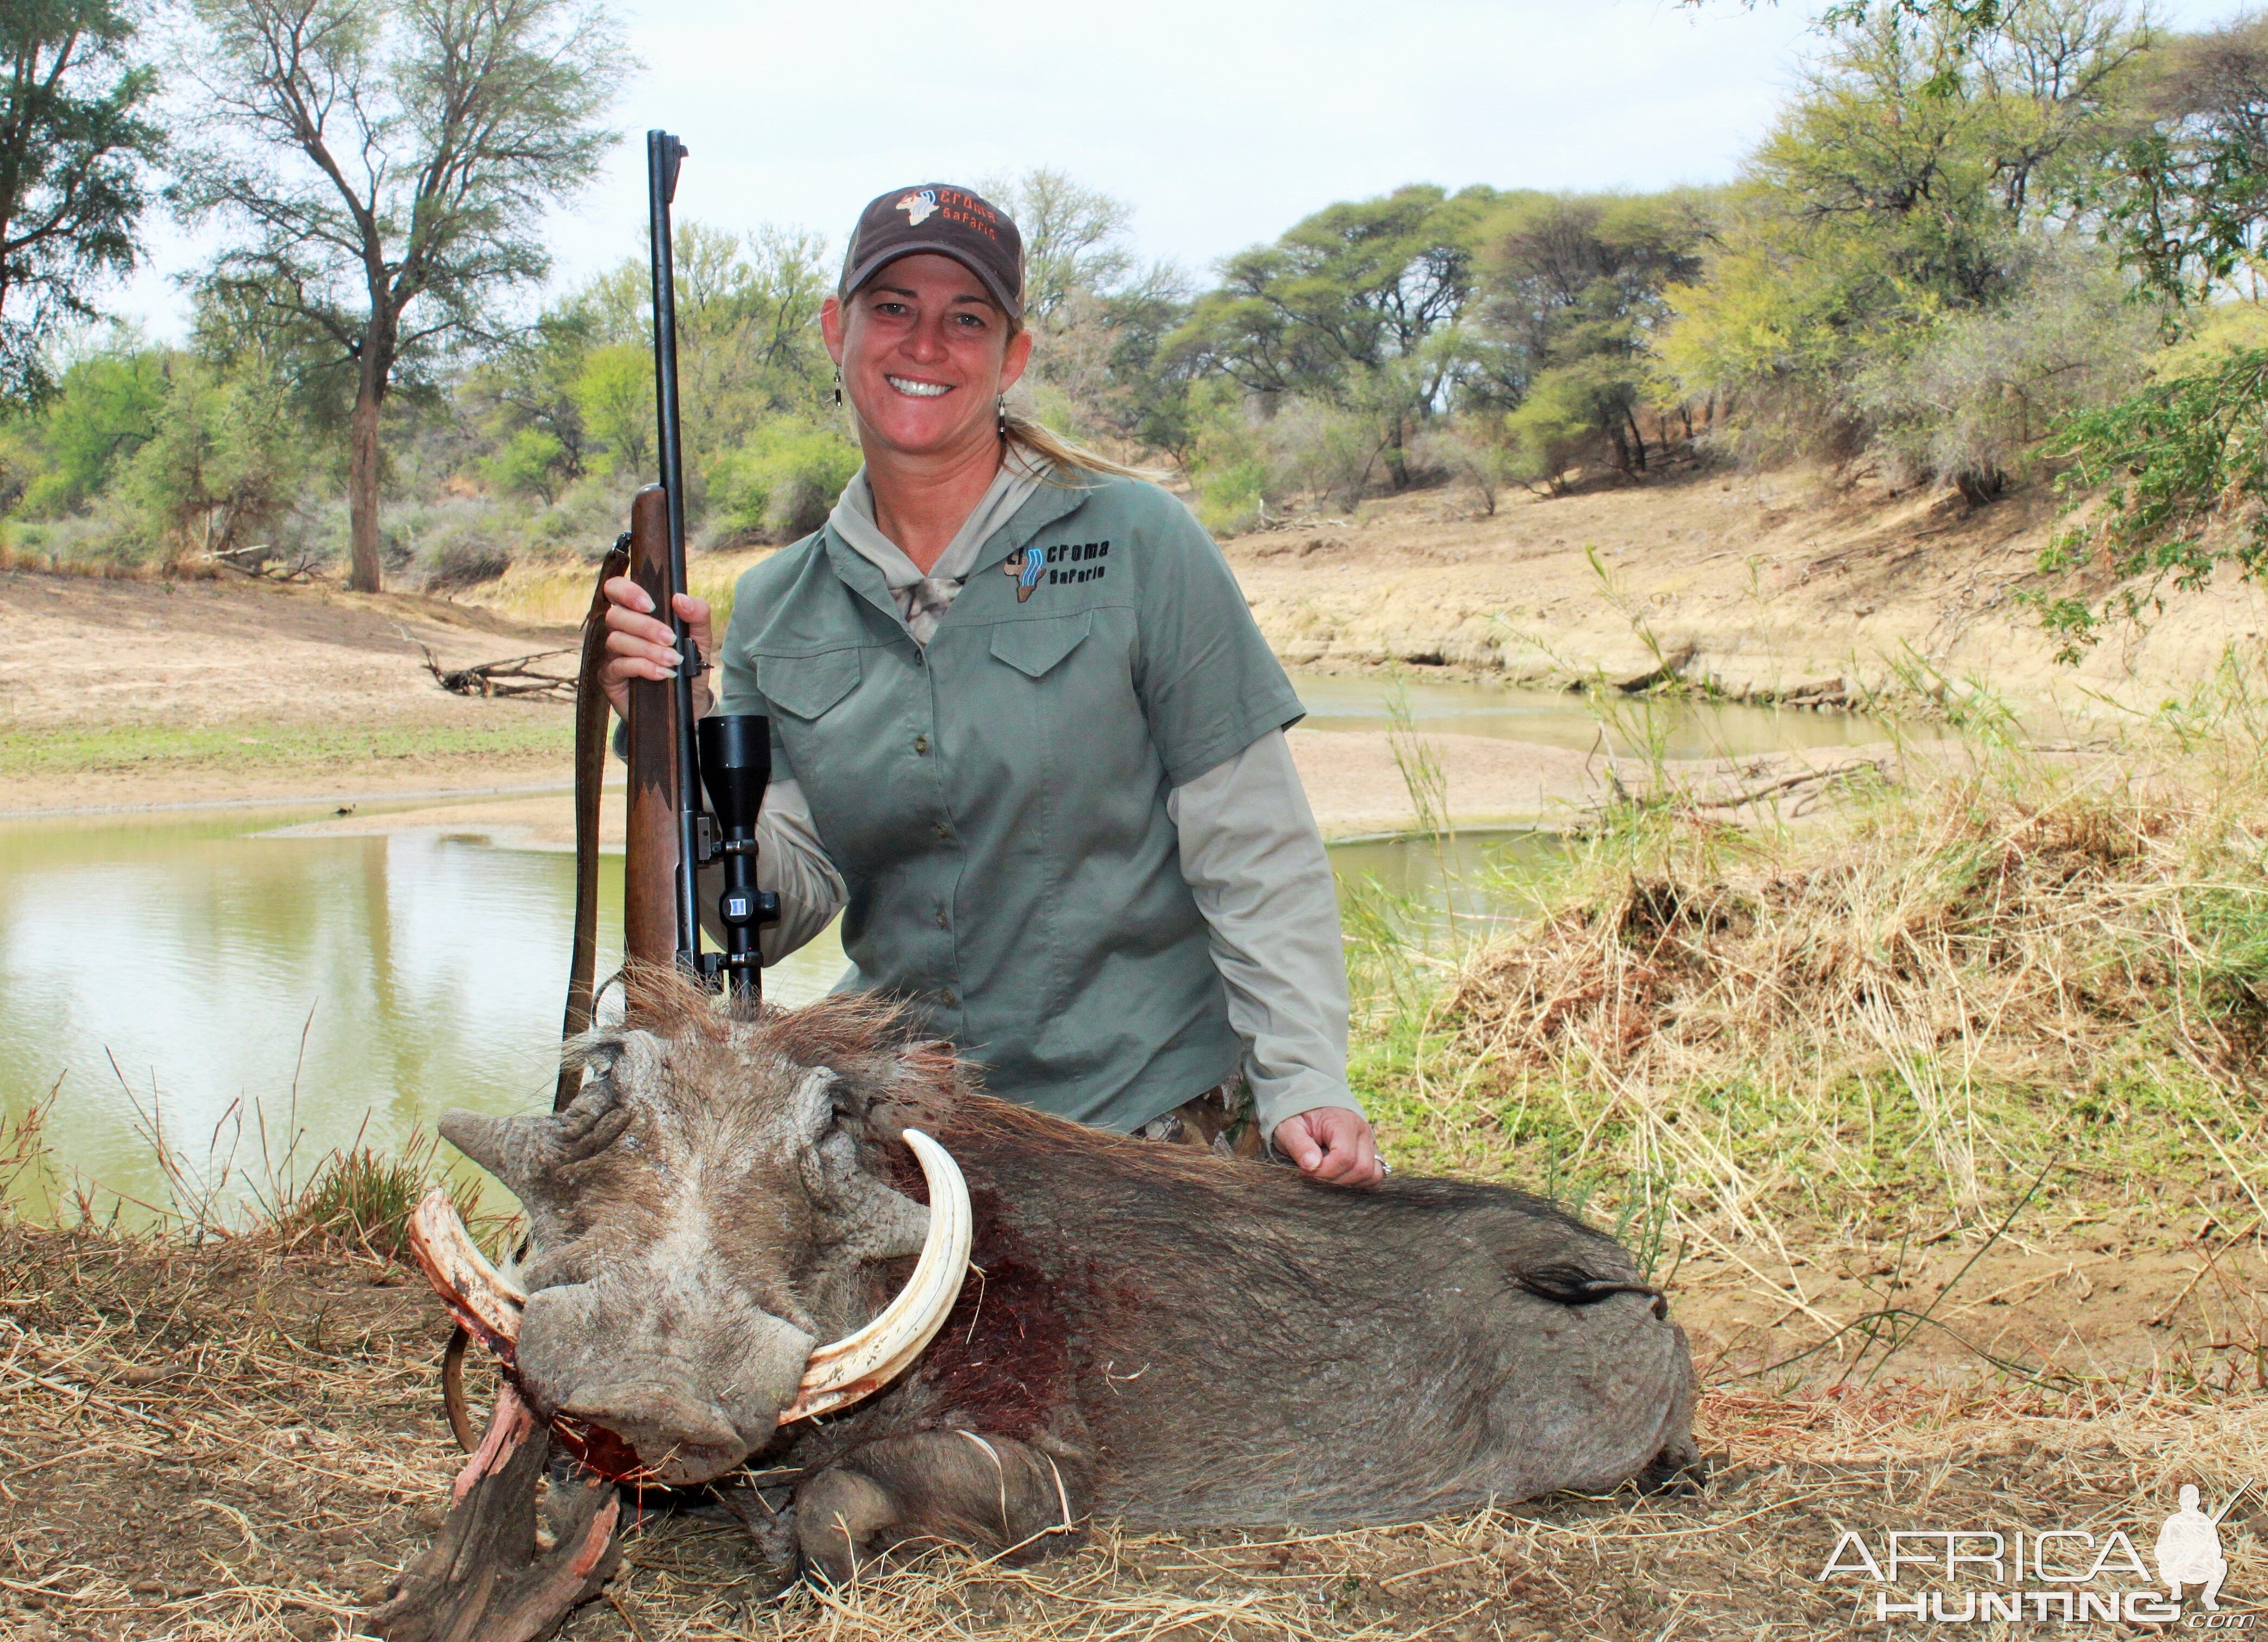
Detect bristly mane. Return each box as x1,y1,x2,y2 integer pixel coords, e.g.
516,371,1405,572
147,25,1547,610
569,963,972,1111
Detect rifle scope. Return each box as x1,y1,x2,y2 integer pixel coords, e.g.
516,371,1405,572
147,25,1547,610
697,713,780,999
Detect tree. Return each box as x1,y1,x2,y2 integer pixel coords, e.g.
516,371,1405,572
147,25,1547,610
1468,191,1710,476
981,168,1138,326
0,1,164,403
123,352,310,566
1173,184,1494,488
570,221,835,499
172,0,626,591
461,306,596,486
2091,16,2268,307
11,335,165,512
974,170,1196,459
1657,0,2151,486
570,342,651,478
2033,18,2268,650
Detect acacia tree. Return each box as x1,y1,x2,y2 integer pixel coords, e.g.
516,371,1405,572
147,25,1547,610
173,0,624,591
0,0,163,402
1173,185,1493,488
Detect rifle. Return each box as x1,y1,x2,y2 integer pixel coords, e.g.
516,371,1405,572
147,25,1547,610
446,135,779,1447
622,128,777,999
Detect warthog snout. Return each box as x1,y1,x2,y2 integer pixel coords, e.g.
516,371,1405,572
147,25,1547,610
437,1016,952,1484
515,1273,816,1483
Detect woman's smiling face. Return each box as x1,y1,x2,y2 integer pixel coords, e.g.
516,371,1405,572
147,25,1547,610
822,253,1033,460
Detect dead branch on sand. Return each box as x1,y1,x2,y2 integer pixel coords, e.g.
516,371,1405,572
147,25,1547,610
198,543,327,584
420,645,577,703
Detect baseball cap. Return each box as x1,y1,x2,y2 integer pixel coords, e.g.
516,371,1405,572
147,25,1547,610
838,185,1024,323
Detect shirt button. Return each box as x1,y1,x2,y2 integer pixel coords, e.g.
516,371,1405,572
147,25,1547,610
914,735,929,754
940,990,957,1007
934,821,950,841
935,907,948,927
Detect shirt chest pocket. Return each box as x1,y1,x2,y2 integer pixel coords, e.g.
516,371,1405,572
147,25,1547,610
988,612,1092,680
758,648,862,719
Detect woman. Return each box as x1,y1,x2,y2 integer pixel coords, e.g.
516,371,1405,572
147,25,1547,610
601,184,1380,1186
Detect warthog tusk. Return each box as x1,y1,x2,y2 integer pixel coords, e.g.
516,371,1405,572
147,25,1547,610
777,1127,973,1424
407,1129,973,1427
408,1189,526,1355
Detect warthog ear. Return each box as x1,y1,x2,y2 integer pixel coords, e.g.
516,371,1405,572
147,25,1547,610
441,1080,632,1193
786,1065,840,1141
438,1108,518,1180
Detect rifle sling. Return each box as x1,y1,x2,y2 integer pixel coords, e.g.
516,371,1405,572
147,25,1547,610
558,538,631,1111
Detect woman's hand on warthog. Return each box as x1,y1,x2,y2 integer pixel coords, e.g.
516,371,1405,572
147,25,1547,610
600,576,715,720
1273,1107,1384,1187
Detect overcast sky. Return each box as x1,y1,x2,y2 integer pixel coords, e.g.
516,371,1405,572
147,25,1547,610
108,0,2250,340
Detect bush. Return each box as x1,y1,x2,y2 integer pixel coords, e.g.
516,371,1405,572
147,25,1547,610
1265,401,1385,511
1412,422,1521,514
1184,389,1270,533
411,512,513,590
483,425,570,504
1504,370,1609,492
706,418,860,545
1847,239,2153,496
423,536,511,590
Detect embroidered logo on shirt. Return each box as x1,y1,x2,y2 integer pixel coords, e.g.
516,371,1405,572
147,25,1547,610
896,189,939,225
1003,545,1044,601
1001,540,1111,601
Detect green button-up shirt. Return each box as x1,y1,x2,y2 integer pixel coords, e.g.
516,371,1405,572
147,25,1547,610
718,473,1304,1131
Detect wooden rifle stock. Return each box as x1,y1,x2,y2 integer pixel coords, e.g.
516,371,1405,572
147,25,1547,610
623,482,681,972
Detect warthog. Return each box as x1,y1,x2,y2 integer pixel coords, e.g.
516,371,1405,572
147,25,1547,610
427,991,1698,1585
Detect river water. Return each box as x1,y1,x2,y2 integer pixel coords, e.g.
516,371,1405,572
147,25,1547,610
1,675,1864,1219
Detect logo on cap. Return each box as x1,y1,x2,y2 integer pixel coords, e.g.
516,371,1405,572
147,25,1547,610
896,189,939,227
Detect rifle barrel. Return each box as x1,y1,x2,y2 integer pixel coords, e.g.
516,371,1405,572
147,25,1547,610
646,129,703,971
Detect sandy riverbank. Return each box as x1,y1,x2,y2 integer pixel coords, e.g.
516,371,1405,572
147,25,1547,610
256,731,1905,847
10,462,2175,823
1226,466,2268,715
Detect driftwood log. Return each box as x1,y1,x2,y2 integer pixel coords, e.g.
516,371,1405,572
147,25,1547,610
363,1385,620,1642
200,542,326,582
420,645,579,702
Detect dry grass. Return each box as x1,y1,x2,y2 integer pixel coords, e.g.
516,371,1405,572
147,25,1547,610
467,547,773,630
0,1204,2251,1641
1330,697,2268,1414
1359,722,2268,1237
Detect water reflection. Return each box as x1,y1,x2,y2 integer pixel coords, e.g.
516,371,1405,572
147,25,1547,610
0,813,848,1221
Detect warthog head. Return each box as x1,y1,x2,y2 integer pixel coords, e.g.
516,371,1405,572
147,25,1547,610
433,995,970,1485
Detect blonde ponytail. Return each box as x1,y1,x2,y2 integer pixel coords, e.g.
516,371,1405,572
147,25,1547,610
1001,406,1160,485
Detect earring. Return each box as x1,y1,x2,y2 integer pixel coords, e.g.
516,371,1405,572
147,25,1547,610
996,398,1007,439
833,367,843,406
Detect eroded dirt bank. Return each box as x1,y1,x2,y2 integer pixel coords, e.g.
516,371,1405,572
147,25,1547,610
1227,467,2268,715
0,570,582,813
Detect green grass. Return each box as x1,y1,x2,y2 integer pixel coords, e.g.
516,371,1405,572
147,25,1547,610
277,1142,481,1259
0,718,575,779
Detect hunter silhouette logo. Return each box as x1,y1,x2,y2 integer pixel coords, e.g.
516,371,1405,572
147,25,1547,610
2157,1483,2233,1610
896,189,939,226
1003,545,1044,601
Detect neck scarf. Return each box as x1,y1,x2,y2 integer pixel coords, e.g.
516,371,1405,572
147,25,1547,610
827,450,1048,645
